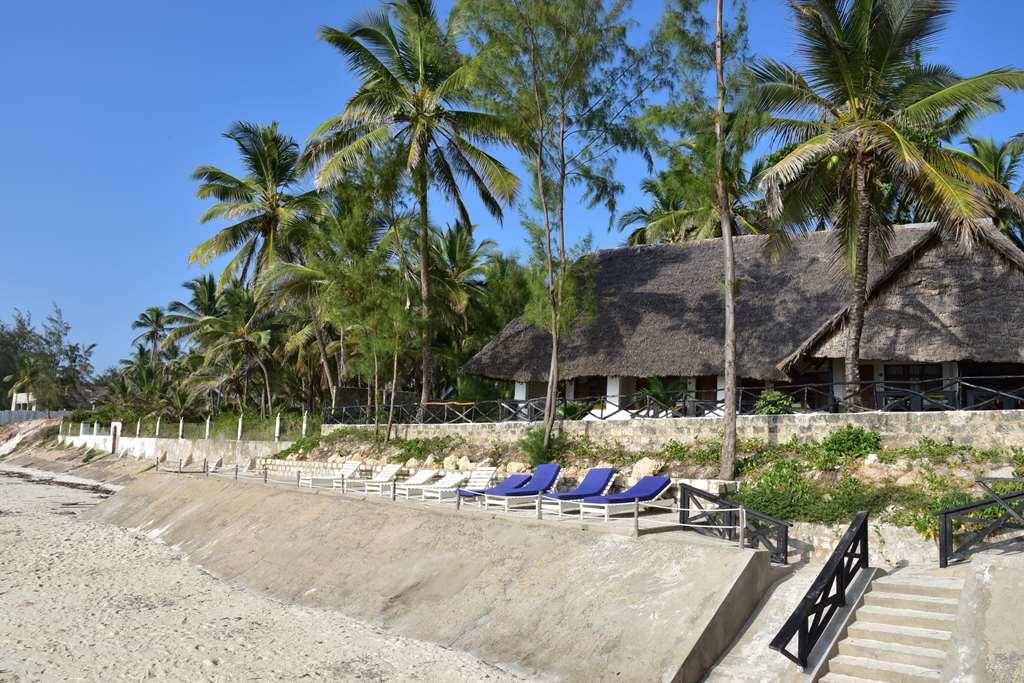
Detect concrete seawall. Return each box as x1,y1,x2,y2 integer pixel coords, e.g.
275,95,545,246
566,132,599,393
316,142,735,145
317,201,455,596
326,408,1024,451
86,474,777,682
59,433,289,467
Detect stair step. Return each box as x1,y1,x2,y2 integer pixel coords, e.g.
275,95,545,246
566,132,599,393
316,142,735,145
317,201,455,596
872,575,964,599
828,655,941,683
864,590,960,615
819,674,878,683
838,638,947,669
854,605,956,631
847,620,952,649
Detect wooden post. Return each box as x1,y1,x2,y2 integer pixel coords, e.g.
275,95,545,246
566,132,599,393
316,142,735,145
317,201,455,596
203,458,208,476
391,482,396,501
296,470,301,488
274,413,281,442
263,465,268,484
302,410,308,438
536,495,542,520
205,416,211,440
236,414,243,441
234,463,238,480
633,499,640,536
456,492,462,511
178,417,184,440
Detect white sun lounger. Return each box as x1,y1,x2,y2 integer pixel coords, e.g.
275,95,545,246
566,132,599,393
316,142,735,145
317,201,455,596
397,471,465,499
422,466,496,503
343,463,402,494
299,461,364,489
367,468,436,496
577,476,674,522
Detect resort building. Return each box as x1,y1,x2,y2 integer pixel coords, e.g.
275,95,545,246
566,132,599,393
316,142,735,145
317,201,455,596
10,392,36,411
464,221,1024,417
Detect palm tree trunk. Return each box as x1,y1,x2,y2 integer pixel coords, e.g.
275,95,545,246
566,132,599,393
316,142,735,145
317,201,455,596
416,167,432,421
372,348,381,439
312,311,337,410
256,358,272,419
715,0,738,481
386,342,399,442
845,155,872,407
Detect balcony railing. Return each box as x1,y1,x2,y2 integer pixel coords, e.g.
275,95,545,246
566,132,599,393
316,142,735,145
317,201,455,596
323,375,1024,426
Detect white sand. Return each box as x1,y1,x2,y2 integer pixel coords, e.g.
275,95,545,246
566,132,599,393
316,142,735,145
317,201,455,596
0,468,520,682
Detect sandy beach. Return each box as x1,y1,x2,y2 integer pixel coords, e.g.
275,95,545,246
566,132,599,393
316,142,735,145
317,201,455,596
0,466,519,682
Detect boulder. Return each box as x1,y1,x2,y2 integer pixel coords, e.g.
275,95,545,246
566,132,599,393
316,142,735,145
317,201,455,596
442,454,459,471
404,457,420,471
985,464,1017,479
505,461,528,474
458,455,474,471
630,457,666,480
422,455,437,468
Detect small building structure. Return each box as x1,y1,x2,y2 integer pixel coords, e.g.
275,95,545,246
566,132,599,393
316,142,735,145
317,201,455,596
10,392,36,411
464,222,1024,416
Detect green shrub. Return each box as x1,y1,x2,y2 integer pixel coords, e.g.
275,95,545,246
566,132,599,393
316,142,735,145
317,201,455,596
272,434,321,460
662,439,688,462
754,390,794,415
733,460,814,520
819,428,876,471
392,436,456,464
519,427,567,467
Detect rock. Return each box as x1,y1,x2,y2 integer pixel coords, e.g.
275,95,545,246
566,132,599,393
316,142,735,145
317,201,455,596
864,453,879,466
327,454,342,463
630,457,666,480
896,466,923,486
442,454,459,471
458,455,473,471
422,455,437,468
985,464,1016,479
505,461,528,474
404,457,420,471
475,457,493,467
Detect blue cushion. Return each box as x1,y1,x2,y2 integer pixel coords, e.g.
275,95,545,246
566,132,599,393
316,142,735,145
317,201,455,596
542,468,617,500
461,473,530,497
581,476,671,504
495,463,562,496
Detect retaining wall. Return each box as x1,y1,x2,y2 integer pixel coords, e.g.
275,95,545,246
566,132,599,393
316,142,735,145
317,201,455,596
325,408,1024,450
87,474,776,682
58,434,290,467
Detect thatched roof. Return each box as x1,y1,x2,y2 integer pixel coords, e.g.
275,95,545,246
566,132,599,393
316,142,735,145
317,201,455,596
465,225,941,382
780,222,1024,371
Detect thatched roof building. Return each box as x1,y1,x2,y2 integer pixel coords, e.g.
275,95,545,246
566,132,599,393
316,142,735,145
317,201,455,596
465,222,1024,385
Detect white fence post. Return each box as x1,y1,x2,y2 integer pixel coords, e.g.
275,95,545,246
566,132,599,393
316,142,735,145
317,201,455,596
301,410,308,438
274,413,281,442
205,416,211,440
92,421,98,436
135,419,141,437
156,416,162,438
178,417,184,440
236,415,243,441
79,422,85,436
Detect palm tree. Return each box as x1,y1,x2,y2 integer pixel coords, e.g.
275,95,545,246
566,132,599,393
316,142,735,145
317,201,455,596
956,135,1024,248
189,122,319,285
3,354,45,407
131,307,167,366
754,0,1024,400
166,275,222,346
431,221,494,342
304,0,519,408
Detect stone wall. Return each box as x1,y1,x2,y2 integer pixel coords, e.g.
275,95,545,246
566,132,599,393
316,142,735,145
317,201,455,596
324,409,1024,450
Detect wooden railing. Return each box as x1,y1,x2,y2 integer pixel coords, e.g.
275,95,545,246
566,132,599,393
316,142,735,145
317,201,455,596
769,511,869,669
678,483,791,564
938,478,1024,567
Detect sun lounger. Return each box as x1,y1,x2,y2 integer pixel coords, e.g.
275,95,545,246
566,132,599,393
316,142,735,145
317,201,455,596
539,467,618,517
396,470,458,498
299,461,363,488
481,464,562,511
343,463,402,493
460,473,531,507
422,466,497,503
578,475,673,521
371,468,437,496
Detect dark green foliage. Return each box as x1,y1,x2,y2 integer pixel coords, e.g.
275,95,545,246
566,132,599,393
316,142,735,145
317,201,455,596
754,390,794,415
392,436,458,464
519,426,567,467
818,426,881,469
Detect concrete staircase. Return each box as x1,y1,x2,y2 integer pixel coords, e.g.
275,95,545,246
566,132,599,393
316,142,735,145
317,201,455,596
820,568,964,682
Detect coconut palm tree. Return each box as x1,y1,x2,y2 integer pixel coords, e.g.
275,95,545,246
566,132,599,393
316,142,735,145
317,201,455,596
166,275,222,347
754,0,1024,399
955,135,1024,248
304,0,519,408
131,307,168,366
189,122,319,285
3,354,45,406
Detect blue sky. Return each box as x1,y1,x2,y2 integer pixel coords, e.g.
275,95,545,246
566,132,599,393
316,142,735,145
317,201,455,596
2,0,1023,371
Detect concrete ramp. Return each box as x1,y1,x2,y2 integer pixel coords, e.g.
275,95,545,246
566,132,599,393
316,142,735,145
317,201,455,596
87,474,775,682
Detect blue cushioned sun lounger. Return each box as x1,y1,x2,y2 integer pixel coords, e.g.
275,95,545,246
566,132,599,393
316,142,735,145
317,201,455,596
481,463,562,511
579,475,673,521
538,467,617,516
459,472,530,499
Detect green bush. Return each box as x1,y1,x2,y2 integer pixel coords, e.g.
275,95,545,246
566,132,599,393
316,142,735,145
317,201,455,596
733,460,815,520
815,428,880,471
518,427,567,467
754,390,794,415
392,436,456,464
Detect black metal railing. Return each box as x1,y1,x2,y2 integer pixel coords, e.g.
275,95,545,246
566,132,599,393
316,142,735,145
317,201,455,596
323,375,1024,426
678,483,791,564
938,477,1024,568
769,511,869,669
